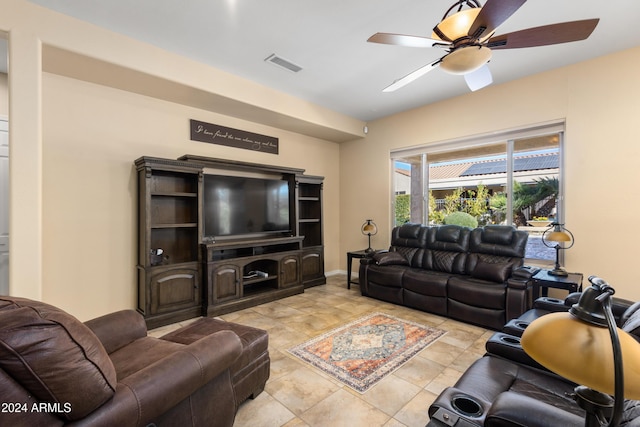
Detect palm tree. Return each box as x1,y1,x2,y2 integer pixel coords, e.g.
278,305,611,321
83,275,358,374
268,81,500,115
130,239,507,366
513,177,559,225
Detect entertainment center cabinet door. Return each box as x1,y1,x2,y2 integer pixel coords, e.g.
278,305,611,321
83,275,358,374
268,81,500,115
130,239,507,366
279,254,301,289
208,263,241,303
301,248,325,287
147,264,201,315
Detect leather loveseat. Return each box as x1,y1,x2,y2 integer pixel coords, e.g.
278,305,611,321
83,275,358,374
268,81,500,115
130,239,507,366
359,223,531,330
427,284,640,427
0,296,262,427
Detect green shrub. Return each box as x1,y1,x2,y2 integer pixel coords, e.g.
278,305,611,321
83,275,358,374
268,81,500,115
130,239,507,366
395,194,410,225
444,211,478,228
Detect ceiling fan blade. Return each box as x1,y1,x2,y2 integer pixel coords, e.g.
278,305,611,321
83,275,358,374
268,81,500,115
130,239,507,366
367,32,447,48
464,64,493,91
383,59,441,92
487,19,599,49
468,0,527,39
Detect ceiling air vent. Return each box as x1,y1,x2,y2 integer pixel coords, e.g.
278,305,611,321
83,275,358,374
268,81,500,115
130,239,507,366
264,54,302,73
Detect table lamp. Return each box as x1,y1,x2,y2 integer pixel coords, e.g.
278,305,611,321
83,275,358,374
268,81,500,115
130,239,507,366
522,276,640,427
361,219,378,254
542,222,574,276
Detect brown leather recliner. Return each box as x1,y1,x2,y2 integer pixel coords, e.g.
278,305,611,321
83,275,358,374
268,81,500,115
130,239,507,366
0,296,243,427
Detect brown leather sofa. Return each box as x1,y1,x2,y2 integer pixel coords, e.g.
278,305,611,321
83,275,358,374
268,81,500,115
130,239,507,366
0,296,265,427
427,289,640,427
359,223,532,330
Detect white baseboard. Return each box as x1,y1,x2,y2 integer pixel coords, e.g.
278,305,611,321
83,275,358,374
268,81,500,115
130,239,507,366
325,270,358,280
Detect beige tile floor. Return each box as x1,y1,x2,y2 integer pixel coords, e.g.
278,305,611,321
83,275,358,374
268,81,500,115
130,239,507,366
149,274,491,427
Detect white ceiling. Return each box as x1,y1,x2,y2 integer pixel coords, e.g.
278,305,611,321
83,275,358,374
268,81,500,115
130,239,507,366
22,0,640,121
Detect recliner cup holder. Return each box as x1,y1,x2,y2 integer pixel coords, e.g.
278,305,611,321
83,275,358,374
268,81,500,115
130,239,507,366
515,321,529,329
499,335,521,345
451,395,483,418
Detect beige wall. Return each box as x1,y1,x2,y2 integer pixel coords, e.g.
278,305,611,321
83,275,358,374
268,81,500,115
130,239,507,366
341,47,640,301
41,73,340,320
1,0,346,320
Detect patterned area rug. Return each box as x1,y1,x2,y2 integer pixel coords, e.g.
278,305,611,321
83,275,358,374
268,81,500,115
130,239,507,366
288,312,446,393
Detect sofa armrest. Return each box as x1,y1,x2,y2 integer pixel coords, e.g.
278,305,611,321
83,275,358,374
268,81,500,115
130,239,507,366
506,277,529,290
511,266,539,281
359,257,377,266
75,330,242,427
485,332,546,371
485,391,583,427
84,310,148,354
612,298,636,324
505,277,533,321
532,293,634,324
532,296,571,312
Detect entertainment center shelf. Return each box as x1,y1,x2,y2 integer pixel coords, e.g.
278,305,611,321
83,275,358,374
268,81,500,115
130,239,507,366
135,155,325,328
203,236,304,317
205,236,304,261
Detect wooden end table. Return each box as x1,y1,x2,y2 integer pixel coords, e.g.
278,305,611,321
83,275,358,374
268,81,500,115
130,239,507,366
532,269,583,299
347,250,376,289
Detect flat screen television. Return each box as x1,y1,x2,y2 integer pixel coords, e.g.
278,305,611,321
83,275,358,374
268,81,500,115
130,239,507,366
203,174,291,239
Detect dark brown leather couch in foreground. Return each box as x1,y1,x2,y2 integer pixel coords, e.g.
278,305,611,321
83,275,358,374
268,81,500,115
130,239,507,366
359,223,532,330
0,296,262,427
427,290,640,427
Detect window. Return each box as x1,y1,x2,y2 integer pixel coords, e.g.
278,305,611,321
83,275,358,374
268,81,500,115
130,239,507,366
391,122,564,264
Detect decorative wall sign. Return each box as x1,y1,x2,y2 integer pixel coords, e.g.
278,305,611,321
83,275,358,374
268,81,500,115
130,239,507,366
190,119,279,154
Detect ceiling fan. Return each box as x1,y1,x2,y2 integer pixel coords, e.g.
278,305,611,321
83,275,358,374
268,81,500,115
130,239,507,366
368,0,599,92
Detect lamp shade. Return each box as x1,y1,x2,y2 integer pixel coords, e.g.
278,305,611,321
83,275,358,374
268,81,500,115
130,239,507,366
546,230,572,242
362,224,376,234
543,223,574,244
361,220,378,236
521,312,640,399
432,8,480,41
440,46,492,75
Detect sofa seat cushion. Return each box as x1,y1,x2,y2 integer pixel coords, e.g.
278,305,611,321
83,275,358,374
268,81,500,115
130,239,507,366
0,297,117,421
448,277,506,310
460,357,580,416
403,269,449,297
366,264,407,288
429,356,582,425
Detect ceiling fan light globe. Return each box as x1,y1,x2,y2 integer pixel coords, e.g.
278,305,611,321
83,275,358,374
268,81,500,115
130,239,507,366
432,8,481,41
440,46,492,75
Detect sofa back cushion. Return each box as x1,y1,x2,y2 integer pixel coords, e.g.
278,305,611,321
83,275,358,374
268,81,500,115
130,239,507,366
390,223,429,267
422,225,470,274
470,225,528,258
466,226,527,277
0,297,117,421
622,302,640,342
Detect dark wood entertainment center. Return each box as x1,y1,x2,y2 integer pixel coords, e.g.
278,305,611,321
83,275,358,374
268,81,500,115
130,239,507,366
135,155,325,328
